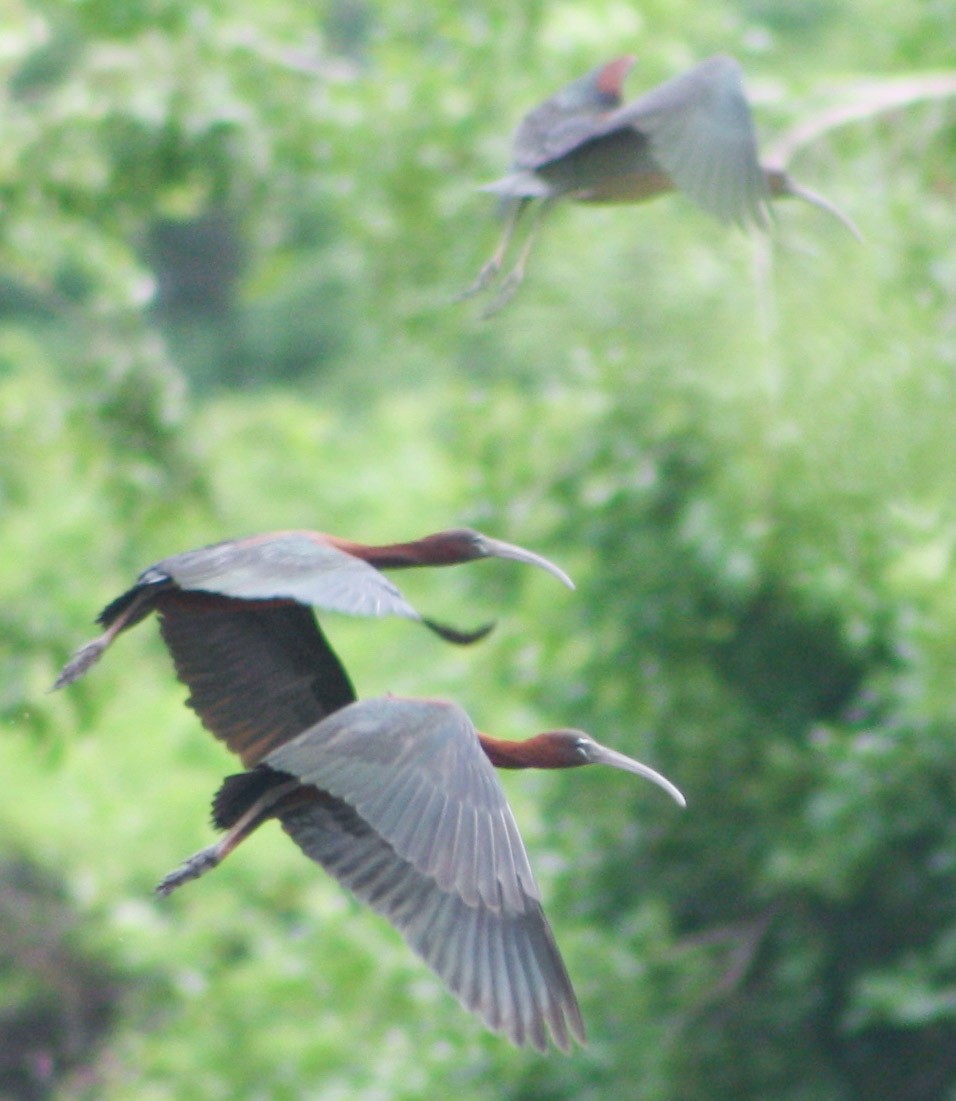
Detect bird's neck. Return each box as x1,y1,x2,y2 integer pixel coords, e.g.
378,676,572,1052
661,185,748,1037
326,538,436,570
478,733,576,770
478,734,536,768
762,166,789,196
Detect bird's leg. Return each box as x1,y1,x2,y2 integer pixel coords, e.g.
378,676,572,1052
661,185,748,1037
479,198,552,319
155,778,300,897
52,590,154,690
51,619,126,690
457,198,527,300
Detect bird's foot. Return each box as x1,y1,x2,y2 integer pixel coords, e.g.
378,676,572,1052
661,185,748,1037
155,845,221,897
51,638,107,690
479,270,524,319
456,259,502,301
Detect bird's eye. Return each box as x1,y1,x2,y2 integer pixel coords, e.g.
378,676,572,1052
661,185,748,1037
573,737,591,760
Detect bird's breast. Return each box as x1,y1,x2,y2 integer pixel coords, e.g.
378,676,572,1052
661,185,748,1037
539,130,672,203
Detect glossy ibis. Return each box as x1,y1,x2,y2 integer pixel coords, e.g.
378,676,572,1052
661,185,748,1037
465,54,859,311
156,695,685,1051
53,528,574,711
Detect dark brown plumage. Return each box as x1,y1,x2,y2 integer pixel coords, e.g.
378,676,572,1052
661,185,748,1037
157,695,685,1051
53,529,680,1049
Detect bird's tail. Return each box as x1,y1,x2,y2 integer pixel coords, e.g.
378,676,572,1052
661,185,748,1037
478,171,553,199
212,767,296,830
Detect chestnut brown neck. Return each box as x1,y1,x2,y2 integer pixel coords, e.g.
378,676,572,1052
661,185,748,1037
478,732,585,770
327,534,472,570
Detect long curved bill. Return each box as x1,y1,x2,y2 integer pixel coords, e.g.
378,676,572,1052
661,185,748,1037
588,743,687,808
480,537,575,590
786,179,863,241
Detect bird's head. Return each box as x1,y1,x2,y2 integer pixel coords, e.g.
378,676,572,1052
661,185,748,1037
421,529,574,589
528,729,686,807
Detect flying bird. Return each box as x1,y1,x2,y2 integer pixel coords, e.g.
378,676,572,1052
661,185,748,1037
157,694,686,1051
52,526,572,717
464,53,859,312
55,527,680,1047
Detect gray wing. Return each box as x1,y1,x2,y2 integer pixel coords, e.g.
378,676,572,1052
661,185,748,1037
515,112,622,171
156,533,424,623
158,594,355,766
512,57,635,170
265,696,584,1050
601,55,769,227
279,790,582,1050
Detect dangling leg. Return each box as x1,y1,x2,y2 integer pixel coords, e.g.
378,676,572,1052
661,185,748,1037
156,778,300,897
480,198,553,318
458,198,528,300
52,587,158,689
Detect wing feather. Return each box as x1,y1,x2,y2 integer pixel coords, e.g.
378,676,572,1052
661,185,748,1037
278,791,583,1050
157,595,355,765
265,698,540,911
255,697,586,1048
159,534,424,622
512,58,635,169
601,55,769,226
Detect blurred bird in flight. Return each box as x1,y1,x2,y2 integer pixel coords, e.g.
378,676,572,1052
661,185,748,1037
464,54,859,314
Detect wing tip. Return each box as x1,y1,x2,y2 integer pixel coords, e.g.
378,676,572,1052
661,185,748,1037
422,618,495,645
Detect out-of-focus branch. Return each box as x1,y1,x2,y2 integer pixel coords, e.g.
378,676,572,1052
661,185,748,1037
766,72,956,165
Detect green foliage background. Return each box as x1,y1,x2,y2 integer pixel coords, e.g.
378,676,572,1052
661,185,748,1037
2,0,956,1097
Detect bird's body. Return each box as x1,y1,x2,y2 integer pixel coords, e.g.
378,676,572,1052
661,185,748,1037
53,527,573,704
157,695,685,1051
494,55,770,225
465,54,859,312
